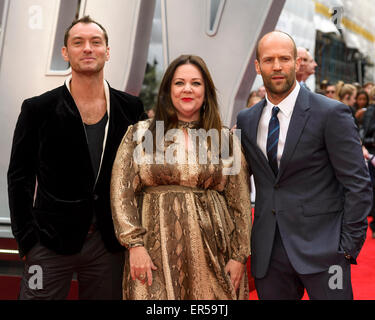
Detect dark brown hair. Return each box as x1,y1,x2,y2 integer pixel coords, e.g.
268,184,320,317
64,15,108,47
149,54,223,136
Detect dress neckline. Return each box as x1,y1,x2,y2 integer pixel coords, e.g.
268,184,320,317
177,120,200,129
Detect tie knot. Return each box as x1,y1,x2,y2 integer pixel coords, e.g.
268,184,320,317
272,106,280,116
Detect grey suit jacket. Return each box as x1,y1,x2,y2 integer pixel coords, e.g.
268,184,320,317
237,86,372,279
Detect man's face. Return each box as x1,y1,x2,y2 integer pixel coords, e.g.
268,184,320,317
255,33,299,100
62,22,109,75
325,85,336,99
296,48,308,77
306,52,317,76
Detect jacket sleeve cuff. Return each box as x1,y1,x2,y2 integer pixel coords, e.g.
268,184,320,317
231,253,249,265
124,240,144,250
17,229,38,258
344,251,357,265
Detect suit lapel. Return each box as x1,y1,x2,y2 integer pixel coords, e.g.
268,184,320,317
248,100,265,144
62,81,112,190
62,85,96,187
245,100,275,177
94,81,111,188
277,88,311,181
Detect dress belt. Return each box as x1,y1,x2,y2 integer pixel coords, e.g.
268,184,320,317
143,185,205,193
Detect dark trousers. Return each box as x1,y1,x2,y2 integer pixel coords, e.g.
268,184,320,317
19,229,124,300
367,161,375,231
254,226,353,300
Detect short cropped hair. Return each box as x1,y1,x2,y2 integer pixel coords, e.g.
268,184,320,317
64,15,108,47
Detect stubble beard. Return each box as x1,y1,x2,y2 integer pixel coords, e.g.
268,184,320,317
73,62,105,76
69,52,106,76
264,72,295,96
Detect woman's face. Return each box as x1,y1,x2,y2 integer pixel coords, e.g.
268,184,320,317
347,90,357,107
356,94,368,109
171,64,205,122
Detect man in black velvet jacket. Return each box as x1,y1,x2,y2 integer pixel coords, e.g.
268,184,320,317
7,16,146,299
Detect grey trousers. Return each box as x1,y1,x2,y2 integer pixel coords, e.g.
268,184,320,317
19,229,124,300
254,225,353,300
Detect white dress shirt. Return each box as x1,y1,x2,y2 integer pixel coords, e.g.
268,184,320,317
257,81,301,167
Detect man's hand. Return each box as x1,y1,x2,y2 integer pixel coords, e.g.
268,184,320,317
362,145,370,160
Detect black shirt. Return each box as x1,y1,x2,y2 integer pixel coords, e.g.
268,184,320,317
84,113,108,180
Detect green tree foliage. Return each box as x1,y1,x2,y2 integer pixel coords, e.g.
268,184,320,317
139,59,159,111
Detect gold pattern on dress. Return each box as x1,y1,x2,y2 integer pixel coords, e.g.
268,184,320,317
110,119,252,300
177,120,200,129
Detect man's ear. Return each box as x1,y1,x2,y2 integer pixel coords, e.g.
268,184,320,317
61,46,69,62
295,56,301,72
255,59,261,75
106,46,110,62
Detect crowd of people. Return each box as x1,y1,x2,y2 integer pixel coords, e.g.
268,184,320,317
322,82,375,238
319,80,375,132
6,15,373,301
302,78,375,239
317,80,375,238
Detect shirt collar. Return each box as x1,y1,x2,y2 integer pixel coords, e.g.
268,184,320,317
265,81,300,118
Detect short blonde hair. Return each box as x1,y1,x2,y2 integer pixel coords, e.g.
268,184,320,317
336,81,356,101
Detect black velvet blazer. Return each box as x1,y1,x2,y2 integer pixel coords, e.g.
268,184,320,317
7,83,146,257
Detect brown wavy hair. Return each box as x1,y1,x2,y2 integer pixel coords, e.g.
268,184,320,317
149,54,223,137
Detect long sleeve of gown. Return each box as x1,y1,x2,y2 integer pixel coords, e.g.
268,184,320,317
224,133,252,264
110,124,146,248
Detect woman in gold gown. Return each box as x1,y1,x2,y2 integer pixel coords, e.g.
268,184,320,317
110,55,252,300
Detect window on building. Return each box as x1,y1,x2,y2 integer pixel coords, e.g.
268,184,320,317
315,31,367,86
0,0,10,65
207,0,226,36
49,0,83,72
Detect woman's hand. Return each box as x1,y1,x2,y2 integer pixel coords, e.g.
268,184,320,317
355,108,366,123
224,259,245,291
129,246,157,286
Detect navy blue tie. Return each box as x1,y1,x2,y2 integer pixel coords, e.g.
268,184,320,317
267,106,280,176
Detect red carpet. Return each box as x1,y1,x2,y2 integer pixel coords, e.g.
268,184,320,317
351,217,375,300
249,217,375,300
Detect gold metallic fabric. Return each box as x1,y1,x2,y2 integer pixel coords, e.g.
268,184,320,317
110,120,252,300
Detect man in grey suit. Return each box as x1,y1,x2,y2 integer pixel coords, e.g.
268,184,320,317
237,31,372,299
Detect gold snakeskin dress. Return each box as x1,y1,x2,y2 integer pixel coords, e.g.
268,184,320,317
110,119,252,300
